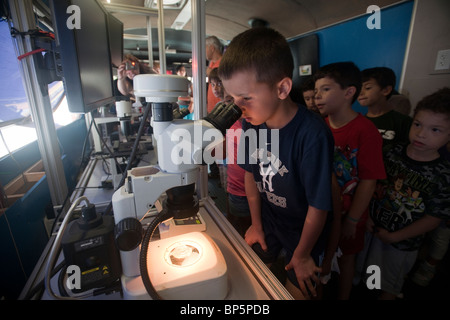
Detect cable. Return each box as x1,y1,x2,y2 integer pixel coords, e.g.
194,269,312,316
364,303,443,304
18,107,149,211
92,118,124,175
50,115,94,235
57,264,70,297
21,260,66,300
17,48,45,61
44,196,91,300
103,102,152,215
42,193,122,300
139,208,173,300
116,102,151,190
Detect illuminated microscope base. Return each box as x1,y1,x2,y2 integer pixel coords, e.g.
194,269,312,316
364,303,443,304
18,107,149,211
121,232,228,300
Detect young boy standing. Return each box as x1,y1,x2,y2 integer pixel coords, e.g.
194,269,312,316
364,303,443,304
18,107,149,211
219,27,334,300
358,67,412,150
313,62,386,299
301,78,320,115
362,87,450,299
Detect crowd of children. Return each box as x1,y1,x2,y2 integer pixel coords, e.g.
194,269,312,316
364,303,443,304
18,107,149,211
205,27,449,300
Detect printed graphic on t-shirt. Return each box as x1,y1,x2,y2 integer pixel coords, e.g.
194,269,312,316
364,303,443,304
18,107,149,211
373,159,434,228
334,144,359,212
371,174,426,231
377,129,396,141
251,148,289,208
370,144,450,251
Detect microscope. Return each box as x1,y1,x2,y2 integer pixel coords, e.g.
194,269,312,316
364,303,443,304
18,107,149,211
112,74,242,300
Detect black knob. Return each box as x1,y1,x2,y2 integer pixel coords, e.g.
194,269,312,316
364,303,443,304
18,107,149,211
78,204,103,230
115,218,143,251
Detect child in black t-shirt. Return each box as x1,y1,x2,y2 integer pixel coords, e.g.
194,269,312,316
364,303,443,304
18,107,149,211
361,87,450,299
358,67,412,151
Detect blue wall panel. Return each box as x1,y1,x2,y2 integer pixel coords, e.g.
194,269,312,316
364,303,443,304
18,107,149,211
292,1,414,114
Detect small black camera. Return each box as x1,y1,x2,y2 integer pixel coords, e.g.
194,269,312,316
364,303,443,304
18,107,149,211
125,61,137,71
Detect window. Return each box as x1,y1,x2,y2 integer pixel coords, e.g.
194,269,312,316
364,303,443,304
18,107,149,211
0,21,80,159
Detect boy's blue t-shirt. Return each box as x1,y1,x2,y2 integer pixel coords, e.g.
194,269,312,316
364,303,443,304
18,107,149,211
238,105,334,252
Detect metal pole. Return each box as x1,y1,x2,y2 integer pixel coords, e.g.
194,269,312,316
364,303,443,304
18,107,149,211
103,2,157,66
8,0,68,209
191,0,208,199
191,0,206,120
157,0,166,74
146,16,154,67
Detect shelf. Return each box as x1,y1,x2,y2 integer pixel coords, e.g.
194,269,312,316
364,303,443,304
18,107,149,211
3,160,45,209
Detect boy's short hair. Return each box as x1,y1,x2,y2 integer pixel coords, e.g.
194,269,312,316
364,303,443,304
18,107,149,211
208,67,221,83
414,87,450,119
313,62,362,103
218,27,294,87
361,67,396,99
301,77,315,93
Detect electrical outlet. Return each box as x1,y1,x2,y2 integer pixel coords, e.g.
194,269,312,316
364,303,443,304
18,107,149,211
435,49,450,71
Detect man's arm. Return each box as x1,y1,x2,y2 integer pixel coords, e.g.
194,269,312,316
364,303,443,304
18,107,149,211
116,64,134,98
117,78,133,98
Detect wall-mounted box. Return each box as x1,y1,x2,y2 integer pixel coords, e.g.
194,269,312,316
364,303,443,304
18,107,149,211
435,49,450,70
430,48,450,75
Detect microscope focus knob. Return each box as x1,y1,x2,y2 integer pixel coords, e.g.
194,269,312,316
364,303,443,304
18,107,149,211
115,218,143,251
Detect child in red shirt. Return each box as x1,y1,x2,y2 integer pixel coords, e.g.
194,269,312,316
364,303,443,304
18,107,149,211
314,62,386,299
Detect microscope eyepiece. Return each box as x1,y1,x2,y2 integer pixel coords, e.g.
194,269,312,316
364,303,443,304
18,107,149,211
203,101,242,135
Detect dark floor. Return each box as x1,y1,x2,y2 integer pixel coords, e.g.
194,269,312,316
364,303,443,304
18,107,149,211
208,176,450,300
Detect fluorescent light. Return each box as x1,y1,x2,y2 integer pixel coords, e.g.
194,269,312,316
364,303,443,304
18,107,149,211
171,0,191,30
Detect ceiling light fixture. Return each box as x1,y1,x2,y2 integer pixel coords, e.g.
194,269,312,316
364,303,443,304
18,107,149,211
171,0,191,30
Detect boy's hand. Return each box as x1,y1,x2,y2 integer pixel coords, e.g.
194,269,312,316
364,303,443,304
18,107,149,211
244,225,267,251
375,228,396,244
285,255,321,299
